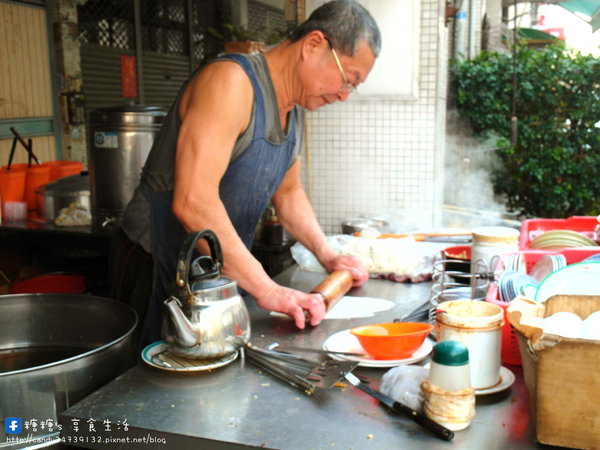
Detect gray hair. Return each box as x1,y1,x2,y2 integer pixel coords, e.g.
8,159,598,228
290,0,381,57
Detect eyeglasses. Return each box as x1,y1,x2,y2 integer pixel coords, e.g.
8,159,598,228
326,39,357,94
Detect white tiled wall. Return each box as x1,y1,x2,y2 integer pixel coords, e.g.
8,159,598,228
302,0,447,234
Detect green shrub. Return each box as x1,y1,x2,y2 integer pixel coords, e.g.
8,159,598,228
452,44,600,218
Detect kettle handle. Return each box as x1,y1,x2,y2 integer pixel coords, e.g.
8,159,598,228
175,230,223,296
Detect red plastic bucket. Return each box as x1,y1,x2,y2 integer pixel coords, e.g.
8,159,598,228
42,160,84,181
24,165,51,211
9,273,86,294
0,167,27,203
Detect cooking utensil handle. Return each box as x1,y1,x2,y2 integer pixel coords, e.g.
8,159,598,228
391,402,455,441
354,379,454,441
175,230,223,296
245,347,316,395
310,269,353,310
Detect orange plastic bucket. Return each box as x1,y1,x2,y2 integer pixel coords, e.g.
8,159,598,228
43,160,83,181
24,165,51,210
0,166,27,204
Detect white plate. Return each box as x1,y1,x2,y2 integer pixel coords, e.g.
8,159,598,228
530,254,566,282
322,329,433,368
475,366,515,395
141,341,239,372
535,262,600,302
270,296,395,320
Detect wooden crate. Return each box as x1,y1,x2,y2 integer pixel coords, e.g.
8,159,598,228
510,295,600,449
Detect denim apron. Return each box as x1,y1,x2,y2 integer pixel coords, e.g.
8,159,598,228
141,54,297,345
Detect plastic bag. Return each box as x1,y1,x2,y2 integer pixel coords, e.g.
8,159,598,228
290,234,444,282
380,365,429,412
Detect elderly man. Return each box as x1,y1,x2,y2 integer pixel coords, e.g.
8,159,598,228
115,0,381,344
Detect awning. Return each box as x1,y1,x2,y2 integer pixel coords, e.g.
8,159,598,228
517,27,561,42
559,0,600,32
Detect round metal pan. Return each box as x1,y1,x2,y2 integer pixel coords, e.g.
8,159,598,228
0,294,137,448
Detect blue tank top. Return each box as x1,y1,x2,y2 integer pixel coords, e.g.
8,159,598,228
140,53,299,343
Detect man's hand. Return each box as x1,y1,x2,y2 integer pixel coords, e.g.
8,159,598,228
322,254,369,287
254,284,326,329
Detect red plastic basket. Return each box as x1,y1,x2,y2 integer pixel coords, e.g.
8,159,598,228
506,247,600,273
486,282,521,366
519,216,598,250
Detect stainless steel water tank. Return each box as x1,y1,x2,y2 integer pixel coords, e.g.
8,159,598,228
88,105,166,228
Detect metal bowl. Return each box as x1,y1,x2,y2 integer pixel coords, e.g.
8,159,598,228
35,173,90,221
341,218,383,235
0,294,137,447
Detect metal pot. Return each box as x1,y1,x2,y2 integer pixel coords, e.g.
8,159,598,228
162,230,251,359
35,173,90,222
0,294,137,448
88,105,166,228
341,218,385,235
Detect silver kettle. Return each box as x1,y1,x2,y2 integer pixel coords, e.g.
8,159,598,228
161,230,251,359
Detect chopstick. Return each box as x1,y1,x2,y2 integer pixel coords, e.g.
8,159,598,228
274,345,369,358
10,127,39,165
6,137,17,170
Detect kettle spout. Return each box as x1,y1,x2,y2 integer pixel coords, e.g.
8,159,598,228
163,296,200,348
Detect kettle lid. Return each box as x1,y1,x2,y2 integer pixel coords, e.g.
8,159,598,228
189,275,236,292
187,254,236,293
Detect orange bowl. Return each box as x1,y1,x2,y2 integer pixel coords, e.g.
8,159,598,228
350,322,433,360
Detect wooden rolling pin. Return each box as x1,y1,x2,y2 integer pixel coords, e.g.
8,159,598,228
310,269,353,312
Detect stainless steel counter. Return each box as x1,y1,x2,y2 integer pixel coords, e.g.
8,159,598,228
59,266,545,449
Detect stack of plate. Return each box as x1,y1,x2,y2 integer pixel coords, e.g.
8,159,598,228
529,254,567,282
529,230,597,250
583,253,600,263
535,262,600,302
498,271,539,302
493,252,526,274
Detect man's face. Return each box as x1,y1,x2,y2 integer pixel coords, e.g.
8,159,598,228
298,35,376,111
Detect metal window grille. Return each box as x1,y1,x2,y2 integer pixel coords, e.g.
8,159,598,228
78,0,134,49
141,0,187,55
248,1,287,36
78,0,297,62
191,0,221,66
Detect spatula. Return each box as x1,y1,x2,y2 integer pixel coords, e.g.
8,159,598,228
344,372,454,441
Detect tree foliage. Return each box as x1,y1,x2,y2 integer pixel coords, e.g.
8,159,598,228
452,44,600,218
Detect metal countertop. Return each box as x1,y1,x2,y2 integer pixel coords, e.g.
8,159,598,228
60,266,543,450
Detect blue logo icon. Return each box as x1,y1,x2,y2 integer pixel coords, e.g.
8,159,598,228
5,418,22,434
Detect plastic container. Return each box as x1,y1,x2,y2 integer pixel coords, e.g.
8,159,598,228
0,167,27,207
429,340,471,391
436,300,504,389
3,201,27,221
24,164,51,211
519,216,598,250
486,282,521,365
471,227,519,273
43,160,84,181
423,340,475,431
9,273,86,294
485,247,600,366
